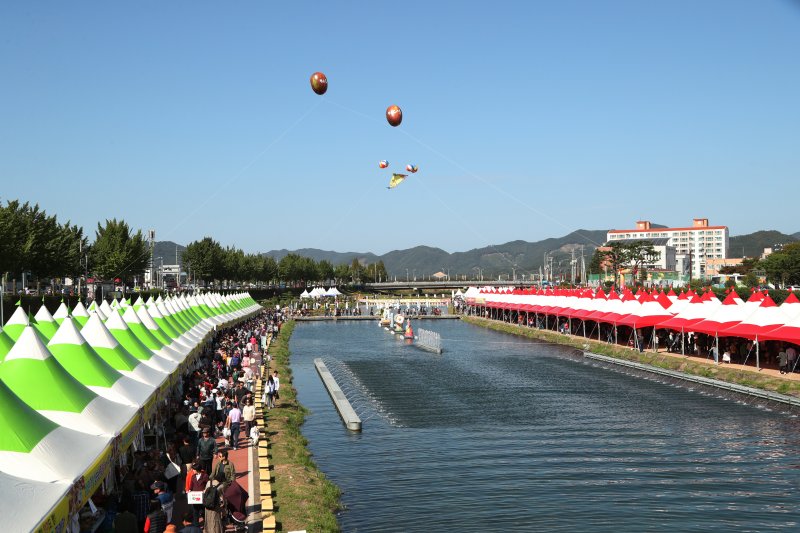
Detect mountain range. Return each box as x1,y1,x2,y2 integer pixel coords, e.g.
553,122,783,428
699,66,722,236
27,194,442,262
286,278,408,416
157,228,799,279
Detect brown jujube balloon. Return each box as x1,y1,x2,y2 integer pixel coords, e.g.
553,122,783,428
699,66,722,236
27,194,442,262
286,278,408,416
386,105,402,127
310,72,328,95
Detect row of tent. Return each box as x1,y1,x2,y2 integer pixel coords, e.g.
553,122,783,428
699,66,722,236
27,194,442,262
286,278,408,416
467,286,800,347
0,291,261,532
300,287,342,298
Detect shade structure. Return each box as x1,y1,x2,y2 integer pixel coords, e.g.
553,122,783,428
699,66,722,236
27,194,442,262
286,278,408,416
137,304,193,357
48,317,154,407
721,296,791,340
2,306,30,342
0,326,137,435
121,307,184,364
71,301,90,327
164,298,205,339
616,292,673,328
80,314,168,388
779,291,800,320
52,302,70,324
104,310,178,373
657,295,709,331
33,305,59,340
155,300,203,345
0,471,70,531
0,328,14,359
99,299,115,319
0,377,110,483
689,291,747,336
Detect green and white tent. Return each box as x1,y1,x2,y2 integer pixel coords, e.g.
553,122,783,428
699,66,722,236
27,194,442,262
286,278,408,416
71,300,90,327
3,306,30,342
0,328,14,359
80,314,168,388
0,326,137,435
33,304,59,341
104,311,177,373
0,378,110,482
48,317,154,407
154,300,202,345
121,307,184,364
52,301,70,324
99,299,115,318
136,304,193,357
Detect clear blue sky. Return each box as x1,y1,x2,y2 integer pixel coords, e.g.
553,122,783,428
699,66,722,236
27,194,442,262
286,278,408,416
2,1,799,255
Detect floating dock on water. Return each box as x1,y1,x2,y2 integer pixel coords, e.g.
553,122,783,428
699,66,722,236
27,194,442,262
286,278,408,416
314,358,362,431
414,328,443,354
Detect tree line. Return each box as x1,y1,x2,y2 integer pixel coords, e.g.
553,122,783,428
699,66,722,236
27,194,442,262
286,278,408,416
0,199,389,290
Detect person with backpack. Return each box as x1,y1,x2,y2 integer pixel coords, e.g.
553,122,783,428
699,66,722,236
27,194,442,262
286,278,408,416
202,480,224,533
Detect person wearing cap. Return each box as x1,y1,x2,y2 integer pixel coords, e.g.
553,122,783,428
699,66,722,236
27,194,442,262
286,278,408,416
151,481,175,523
197,428,217,478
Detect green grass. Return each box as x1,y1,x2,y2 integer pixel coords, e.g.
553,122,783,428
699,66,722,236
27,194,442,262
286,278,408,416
461,316,800,399
266,320,342,532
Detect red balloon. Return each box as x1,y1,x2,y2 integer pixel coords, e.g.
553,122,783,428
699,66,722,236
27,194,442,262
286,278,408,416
310,72,328,95
386,105,402,127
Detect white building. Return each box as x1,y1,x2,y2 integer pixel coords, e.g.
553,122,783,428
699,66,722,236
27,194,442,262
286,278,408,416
607,219,729,280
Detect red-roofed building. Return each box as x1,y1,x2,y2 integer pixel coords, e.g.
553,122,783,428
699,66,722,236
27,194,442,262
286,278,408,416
607,218,729,280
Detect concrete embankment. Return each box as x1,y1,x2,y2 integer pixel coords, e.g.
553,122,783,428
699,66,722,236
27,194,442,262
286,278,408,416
461,316,800,408
315,358,362,431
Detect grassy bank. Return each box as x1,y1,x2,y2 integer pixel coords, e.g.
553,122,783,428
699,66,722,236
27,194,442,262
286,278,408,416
267,320,342,532
462,316,800,398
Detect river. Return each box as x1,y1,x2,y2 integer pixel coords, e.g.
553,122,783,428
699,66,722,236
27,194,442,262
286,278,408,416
290,319,800,532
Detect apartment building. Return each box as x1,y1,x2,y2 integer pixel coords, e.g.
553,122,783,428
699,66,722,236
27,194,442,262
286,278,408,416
607,219,729,279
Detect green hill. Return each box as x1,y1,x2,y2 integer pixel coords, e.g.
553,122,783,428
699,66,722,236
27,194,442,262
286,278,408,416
728,231,797,258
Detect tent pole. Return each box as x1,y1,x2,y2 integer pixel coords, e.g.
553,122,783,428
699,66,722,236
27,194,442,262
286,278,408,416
614,324,618,345
681,327,684,356
756,335,760,370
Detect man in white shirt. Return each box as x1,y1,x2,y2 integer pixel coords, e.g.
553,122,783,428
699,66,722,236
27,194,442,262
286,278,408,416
187,409,202,443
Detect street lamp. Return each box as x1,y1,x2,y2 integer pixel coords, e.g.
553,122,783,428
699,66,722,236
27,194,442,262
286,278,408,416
406,268,409,282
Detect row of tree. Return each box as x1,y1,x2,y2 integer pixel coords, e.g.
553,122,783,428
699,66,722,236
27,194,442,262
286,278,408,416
588,240,660,283
182,237,390,286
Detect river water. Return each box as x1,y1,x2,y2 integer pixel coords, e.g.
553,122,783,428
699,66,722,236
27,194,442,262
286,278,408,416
290,320,800,532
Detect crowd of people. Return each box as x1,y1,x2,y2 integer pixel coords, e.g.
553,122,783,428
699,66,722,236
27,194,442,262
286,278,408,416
107,308,285,533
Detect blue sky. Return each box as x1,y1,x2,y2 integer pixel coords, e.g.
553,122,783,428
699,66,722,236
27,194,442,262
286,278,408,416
1,1,799,255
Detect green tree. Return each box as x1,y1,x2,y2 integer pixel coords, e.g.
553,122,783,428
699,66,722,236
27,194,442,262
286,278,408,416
88,219,149,284
183,237,224,285
761,243,800,287
625,240,660,284
333,263,350,285
316,260,334,283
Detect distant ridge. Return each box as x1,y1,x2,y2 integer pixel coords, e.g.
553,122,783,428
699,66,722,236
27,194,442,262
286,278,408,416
728,231,798,258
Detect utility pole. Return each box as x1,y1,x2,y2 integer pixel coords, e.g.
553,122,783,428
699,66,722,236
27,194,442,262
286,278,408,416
148,229,156,289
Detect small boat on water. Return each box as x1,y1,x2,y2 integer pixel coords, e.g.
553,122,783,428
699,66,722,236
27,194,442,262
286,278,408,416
392,314,405,334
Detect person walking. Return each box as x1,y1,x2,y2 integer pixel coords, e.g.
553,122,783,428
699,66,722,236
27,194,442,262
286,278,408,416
225,401,242,450
197,428,216,477
242,398,255,442
185,462,208,527
272,370,280,406
212,449,236,493
203,480,225,533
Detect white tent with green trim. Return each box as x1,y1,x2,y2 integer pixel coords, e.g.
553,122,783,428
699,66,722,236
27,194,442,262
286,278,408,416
155,300,203,345
0,379,111,482
150,301,200,347
0,328,14,359
81,314,168,388
52,302,70,324
100,299,115,318
0,471,71,531
121,307,184,364
48,317,154,407
3,306,30,341
33,304,59,341
71,300,90,327
0,326,137,435
104,311,177,373
136,304,193,357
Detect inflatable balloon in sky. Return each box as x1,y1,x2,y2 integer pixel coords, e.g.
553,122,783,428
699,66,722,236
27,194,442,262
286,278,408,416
387,173,407,189
405,164,418,173
310,72,328,95
386,105,402,127
379,160,389,169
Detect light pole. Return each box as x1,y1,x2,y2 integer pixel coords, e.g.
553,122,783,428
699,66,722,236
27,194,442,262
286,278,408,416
406,268,409,282
413,269,416,281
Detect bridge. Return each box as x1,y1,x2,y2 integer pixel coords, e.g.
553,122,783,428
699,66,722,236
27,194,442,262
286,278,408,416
364,280,533,291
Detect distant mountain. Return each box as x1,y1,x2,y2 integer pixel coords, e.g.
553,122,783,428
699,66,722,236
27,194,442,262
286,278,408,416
728,231,797,258
153,241,185,267
264,229,608,279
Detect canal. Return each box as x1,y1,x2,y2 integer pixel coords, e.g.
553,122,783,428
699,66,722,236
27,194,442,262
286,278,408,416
290,319,800,532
